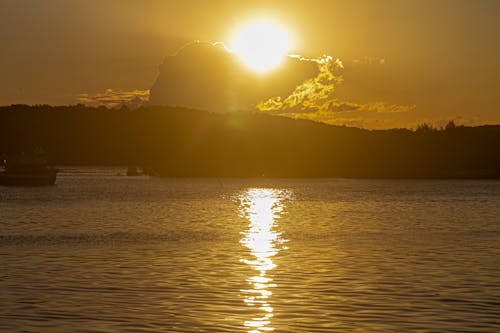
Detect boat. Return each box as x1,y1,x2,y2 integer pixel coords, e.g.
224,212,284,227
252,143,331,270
0,153,58,186
126,165,140,176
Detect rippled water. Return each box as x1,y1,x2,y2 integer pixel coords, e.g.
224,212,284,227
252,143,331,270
1,168,499,332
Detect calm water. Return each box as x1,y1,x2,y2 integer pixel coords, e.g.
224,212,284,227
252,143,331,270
1,168,499,332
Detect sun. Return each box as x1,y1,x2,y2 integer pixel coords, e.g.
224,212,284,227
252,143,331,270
231,21,291,73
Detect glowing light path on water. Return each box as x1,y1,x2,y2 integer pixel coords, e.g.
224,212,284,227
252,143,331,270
239,188,288,333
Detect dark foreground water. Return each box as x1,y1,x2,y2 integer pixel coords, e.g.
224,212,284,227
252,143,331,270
1,168,499,332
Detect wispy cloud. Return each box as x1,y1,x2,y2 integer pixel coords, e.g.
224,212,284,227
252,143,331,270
279,107,416,129
77,89,150,108
351,56,386,66
256,53,415,128
324,100,415,114
257,55,344,112
77,42,415,128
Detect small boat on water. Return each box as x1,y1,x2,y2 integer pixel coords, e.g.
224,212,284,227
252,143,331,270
126,165,140,176
0,153,58,186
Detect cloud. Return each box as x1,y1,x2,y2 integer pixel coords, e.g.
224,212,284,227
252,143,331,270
256,53,415,127
78,89,149,108
323,100,415,113
264,101,416,129
351,57,387,66
257,55,344,112
149,41,318,112
86,41,415,128
277,108,417,129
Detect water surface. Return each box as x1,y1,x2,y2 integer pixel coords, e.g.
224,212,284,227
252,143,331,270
1,168,499,332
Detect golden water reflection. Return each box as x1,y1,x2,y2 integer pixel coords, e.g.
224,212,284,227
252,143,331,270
239,188,288,333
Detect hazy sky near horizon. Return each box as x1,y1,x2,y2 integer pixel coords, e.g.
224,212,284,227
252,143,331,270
1,0,499,128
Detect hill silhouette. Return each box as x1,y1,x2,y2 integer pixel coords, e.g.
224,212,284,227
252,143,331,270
1,104,499,178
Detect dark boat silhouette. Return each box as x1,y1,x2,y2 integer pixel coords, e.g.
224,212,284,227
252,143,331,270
127,165,140,176
0,153,58,186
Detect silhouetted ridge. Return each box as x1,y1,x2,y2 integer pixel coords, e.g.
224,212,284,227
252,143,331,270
1,104,499,178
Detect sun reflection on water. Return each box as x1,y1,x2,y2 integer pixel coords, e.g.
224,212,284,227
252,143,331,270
239,188,288,333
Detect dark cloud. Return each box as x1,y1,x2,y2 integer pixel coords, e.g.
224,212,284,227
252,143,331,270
149,42,318,112
76,41,415,128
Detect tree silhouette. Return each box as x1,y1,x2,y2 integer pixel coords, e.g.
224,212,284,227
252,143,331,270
1,104,499,178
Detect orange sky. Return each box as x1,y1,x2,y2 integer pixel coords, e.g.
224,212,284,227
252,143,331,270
1,0,499,128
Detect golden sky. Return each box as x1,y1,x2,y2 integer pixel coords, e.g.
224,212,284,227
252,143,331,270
1,0,499,128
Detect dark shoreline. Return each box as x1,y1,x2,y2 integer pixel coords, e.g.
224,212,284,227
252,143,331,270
2,104,500,179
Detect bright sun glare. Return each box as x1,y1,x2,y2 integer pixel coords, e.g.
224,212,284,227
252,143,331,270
232,21,291,73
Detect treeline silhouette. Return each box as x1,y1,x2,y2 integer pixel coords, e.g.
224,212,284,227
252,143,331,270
1,104,499,178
